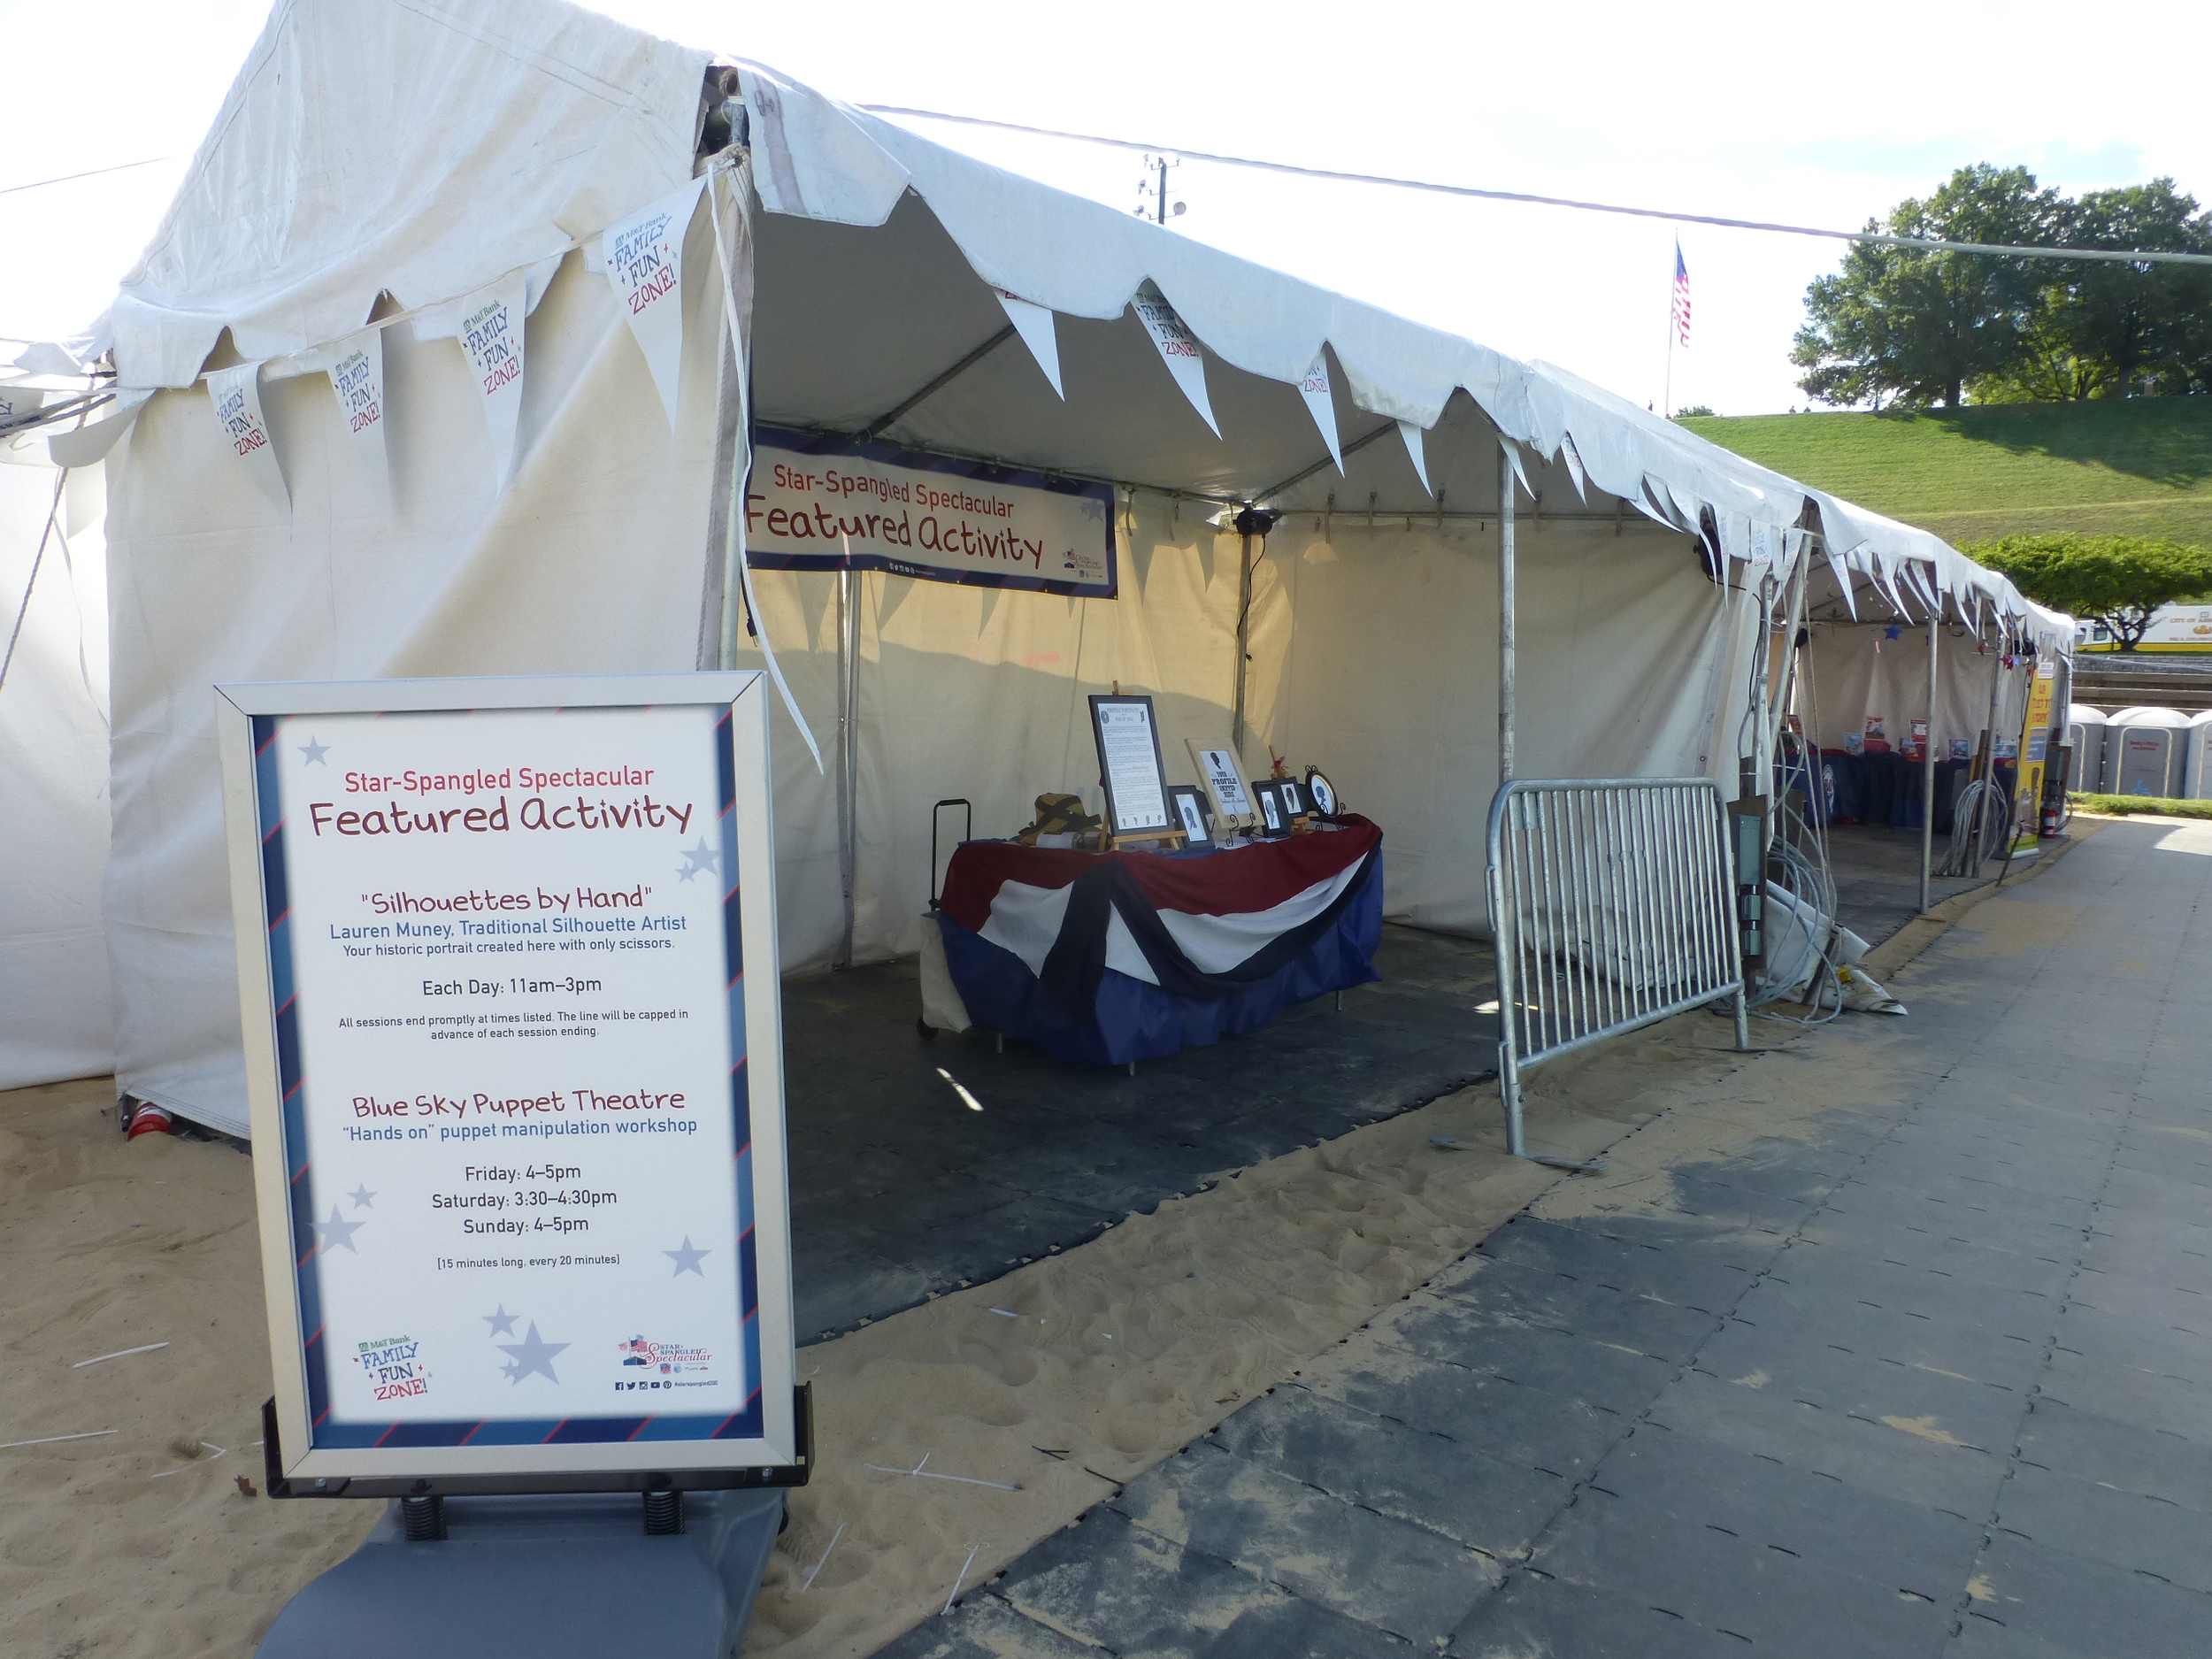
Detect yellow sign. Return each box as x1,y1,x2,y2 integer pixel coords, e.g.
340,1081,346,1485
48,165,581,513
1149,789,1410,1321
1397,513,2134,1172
2015,657,2058,846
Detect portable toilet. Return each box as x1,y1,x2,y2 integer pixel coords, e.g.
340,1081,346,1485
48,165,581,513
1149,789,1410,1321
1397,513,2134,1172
2107,707,2191,797
2187,710,2212,800
2065,703,2110,792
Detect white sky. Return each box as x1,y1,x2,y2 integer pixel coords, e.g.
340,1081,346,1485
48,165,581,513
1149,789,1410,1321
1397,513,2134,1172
4,0,2208,415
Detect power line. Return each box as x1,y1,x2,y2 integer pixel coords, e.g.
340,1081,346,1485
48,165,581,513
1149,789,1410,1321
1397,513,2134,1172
858,106,2212,269
0,157,169,197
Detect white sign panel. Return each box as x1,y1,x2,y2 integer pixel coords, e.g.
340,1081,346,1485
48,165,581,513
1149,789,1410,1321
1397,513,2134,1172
748,427,1116,598
218,673,795,1481
1187,742,1255,824
1089,695,1170,834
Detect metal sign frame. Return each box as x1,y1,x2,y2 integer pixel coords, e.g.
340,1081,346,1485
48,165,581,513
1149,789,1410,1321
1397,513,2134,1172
216,672,798,1489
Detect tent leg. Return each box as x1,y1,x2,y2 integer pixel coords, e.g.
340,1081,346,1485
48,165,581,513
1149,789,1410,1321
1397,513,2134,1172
1233,526,1254,755
1497,441,1517,787
1921,617,1939,911
835,570,858,969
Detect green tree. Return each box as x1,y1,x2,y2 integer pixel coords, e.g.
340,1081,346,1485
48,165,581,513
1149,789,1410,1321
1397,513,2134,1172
1978,180,2212,403
1793,165,2059,410
1964,534,2212,649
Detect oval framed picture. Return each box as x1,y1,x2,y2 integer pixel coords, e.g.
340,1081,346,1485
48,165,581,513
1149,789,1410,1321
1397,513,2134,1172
1304,767,1339,816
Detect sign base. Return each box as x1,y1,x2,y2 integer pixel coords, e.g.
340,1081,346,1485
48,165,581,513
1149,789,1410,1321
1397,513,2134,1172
255,1486,785,1658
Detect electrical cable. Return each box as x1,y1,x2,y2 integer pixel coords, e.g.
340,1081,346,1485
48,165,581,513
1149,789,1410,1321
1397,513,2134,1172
856,105,2212,269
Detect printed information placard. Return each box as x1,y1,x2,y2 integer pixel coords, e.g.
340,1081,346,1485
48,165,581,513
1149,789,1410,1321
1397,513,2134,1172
747,426,1116,598
218,673,795,1481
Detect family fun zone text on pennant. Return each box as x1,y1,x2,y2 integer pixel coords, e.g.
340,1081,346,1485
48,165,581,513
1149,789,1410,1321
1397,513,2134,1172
215,672,799,1485
747,427,1117,599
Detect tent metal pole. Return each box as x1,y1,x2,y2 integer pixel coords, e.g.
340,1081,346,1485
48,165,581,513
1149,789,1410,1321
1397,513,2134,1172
835,570,858,969
1498,442,1517,786
1921,613,1939,912
1233,525,1254,755
854,325,1016,443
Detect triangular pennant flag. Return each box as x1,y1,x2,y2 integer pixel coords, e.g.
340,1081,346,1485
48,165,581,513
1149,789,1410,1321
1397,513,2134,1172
327,328,388,488
1873,554,1909,617
1131,280,1218,436
1503,440,1535,506
457,270,527,483
1824,540,1857,618
605,175,707,430
1397,421,1432,495
1559,433,1588,501
1296,349,1342,472
47,387,152,467
993,288,1064,398
207,361,288,512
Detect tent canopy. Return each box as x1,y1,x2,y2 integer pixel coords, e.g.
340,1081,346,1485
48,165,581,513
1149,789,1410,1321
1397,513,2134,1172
8,0,2076,1130
53,0,2066,649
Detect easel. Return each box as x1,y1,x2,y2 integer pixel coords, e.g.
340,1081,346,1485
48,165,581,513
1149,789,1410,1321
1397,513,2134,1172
1105,827,1186,852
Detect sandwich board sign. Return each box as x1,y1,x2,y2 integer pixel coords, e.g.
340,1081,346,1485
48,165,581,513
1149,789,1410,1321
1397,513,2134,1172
216,672,801,1492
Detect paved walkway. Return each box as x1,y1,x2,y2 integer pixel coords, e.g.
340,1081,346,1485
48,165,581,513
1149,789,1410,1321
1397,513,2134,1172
874,818,2212,1657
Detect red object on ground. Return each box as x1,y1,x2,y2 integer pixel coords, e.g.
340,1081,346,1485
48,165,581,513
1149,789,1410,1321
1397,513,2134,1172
126,1102,174,1139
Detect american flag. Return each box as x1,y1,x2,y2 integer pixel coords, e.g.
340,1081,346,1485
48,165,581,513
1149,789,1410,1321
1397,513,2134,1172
1671,242,1693,348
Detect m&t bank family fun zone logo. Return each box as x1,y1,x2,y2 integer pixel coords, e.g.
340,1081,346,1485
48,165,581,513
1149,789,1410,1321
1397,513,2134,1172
614,1334,715,1391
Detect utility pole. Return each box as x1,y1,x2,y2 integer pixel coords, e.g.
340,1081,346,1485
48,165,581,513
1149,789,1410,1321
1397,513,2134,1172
1134,155,1184,223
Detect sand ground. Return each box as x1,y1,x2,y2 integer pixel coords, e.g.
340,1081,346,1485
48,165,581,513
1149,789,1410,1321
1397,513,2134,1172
0,833,2086,1658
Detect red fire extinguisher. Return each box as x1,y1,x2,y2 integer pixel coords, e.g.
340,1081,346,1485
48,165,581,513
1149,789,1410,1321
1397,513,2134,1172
2041,800,2061,838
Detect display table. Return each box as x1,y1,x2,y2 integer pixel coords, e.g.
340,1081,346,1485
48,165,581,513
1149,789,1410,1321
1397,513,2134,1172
934,817,1384,1066
1789,751,2016,834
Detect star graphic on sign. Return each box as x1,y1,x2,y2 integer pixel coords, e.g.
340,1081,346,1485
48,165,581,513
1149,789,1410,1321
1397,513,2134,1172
496,1322,568,1385
313,1206,364,1253
664,1237,711,1278
675,837,719,883
483,1304,518,1339
298,736,330,766
347,1184,375,1210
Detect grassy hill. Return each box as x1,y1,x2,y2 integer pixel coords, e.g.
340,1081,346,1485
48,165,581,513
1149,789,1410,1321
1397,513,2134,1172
1677,398,2212,549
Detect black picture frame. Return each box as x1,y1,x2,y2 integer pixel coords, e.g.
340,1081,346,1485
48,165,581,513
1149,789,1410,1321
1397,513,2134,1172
1304,768,1338,816
1250,780,1286,836
1167,784,1212,848
1087,694,1172,836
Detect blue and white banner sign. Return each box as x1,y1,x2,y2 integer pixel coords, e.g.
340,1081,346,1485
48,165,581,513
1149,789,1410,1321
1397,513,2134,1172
216,672,796,1481
747,426,1117,598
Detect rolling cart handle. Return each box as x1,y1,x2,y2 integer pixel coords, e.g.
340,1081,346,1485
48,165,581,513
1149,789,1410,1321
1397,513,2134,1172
929,799,973,910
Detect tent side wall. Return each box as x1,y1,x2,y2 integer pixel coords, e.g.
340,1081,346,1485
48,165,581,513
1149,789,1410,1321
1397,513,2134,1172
1801,623,2024,762
1243,516,1743,935
0,452,114,1087
101,242,731,1135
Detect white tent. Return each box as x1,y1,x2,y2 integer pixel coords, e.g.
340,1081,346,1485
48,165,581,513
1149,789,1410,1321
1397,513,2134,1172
5,0,2070,1132
0,401,113,1088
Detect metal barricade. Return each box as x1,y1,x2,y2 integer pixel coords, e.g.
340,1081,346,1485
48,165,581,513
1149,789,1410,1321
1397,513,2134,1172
1486,778,1747,1164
